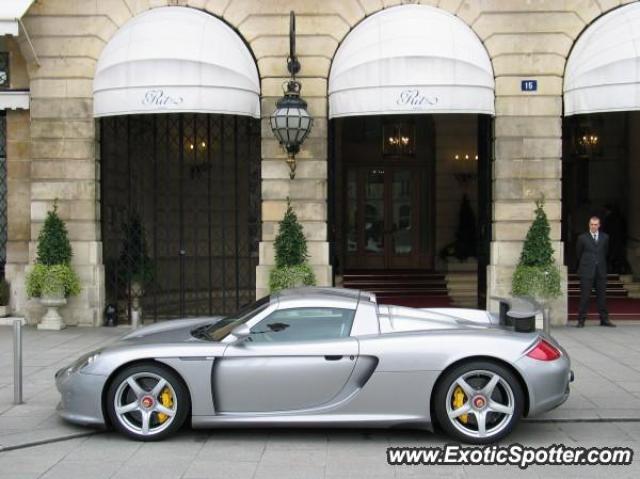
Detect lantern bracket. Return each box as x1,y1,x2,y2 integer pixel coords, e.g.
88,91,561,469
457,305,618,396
287,11,300,77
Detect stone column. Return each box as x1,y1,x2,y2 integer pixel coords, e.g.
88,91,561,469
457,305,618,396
482,32,571,324
16,3,111,326
488,92,567,325
255,82,332,299
228,2,361,301
25,95,104,327
470,0,615,327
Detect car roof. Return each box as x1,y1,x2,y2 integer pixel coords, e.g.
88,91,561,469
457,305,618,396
274,287,376,309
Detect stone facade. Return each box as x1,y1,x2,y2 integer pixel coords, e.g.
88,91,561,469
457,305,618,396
4,0,638,326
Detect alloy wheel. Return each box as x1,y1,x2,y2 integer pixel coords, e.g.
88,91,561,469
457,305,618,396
444,369,516,440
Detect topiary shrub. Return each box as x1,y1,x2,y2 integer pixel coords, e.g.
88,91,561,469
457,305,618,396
273,201,308,268
511,197,561,301
26,202,81,298
269,199,316,293
439,193,477,262
36,201,73,265
118,212,154,285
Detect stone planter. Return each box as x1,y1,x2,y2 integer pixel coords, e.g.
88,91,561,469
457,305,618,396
130,280,144,311
130,280,144,327
38,291,67,330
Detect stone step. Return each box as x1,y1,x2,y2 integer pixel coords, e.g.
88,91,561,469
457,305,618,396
445,272,478,308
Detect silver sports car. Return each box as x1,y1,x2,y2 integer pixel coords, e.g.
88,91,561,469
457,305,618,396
56,287,573,444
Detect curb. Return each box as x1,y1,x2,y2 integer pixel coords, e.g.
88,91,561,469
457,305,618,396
0,431,103,453
524,417,640,423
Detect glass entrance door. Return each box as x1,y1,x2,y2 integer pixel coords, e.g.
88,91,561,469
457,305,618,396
345,166,426,269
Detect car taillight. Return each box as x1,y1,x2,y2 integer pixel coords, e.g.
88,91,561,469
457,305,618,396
526,339,561,361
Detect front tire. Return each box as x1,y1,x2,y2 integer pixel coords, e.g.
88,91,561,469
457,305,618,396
433,361,524,444
106,363,190,441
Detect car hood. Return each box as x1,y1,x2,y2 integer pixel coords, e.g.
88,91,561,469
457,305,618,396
119,316,226,344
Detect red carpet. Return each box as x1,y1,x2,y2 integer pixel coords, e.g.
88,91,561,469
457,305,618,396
568,296,640,320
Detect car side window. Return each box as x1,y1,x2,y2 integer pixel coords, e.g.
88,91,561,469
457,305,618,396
248,307,356,343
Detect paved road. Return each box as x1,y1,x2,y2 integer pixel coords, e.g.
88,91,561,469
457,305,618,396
0,422,638,478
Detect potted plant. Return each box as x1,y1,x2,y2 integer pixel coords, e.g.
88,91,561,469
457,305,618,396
25,202,81,330
511,197,561,330
439,194,477,264
269,199,316,293
0,279,10,317
117,212,153,324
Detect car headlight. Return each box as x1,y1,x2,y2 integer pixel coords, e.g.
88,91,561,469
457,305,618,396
65,351,101,374
78,352,101,370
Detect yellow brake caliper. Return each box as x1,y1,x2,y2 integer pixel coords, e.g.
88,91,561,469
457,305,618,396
157,387,173,423
453,386,468,424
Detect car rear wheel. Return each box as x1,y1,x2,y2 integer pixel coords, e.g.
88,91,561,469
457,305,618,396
433,361,524,444
106,363,189,441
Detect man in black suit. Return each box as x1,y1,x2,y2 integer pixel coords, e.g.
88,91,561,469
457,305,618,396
575,216,616,327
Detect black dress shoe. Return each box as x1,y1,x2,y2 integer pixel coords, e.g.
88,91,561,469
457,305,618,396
600,320,616,327
576,321,585,328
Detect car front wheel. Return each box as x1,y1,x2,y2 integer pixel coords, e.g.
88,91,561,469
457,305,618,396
106,363,189,441
433,361,524,444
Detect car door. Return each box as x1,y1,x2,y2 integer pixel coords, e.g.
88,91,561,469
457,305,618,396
213,306,359,413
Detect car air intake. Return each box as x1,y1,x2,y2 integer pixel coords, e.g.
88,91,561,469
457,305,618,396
493,296,538,333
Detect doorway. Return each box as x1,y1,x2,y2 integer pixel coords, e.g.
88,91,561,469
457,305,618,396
329,114,492,308
345,165,428,269
100,113,261,323
333,116,435,272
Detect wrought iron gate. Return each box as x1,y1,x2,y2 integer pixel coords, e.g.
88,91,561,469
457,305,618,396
100,113,261,322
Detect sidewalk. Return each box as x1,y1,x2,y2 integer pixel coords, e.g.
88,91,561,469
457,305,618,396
1,321,640,451
0,324,126,451
533,321,640,421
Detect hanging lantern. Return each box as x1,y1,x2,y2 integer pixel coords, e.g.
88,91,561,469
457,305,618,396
269,11,313,179
270,80,313,179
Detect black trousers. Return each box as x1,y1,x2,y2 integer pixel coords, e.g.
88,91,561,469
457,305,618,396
578,274,608,322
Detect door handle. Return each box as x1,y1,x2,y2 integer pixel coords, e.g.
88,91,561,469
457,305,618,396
324,355,343,361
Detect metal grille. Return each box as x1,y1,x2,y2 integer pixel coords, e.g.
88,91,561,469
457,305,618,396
0,52,9,89
0,111,6,278
100,113,261,322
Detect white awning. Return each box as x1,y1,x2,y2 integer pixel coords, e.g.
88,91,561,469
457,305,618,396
0,91,29,109
564,2,640,116
328,5,495,118
93,6,260,118
0,1,35,35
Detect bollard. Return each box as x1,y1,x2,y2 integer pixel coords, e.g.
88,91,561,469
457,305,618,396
13,318,23,405
542,306,551,337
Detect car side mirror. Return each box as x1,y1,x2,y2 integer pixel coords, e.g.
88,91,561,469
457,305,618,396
230,323,251,341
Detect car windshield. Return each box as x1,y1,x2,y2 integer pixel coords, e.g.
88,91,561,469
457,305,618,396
203,296,271,341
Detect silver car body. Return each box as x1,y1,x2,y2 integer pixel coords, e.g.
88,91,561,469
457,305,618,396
56,287,572,430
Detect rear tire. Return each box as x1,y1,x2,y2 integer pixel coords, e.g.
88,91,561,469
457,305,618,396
433,360,524,444
106,363,189,441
